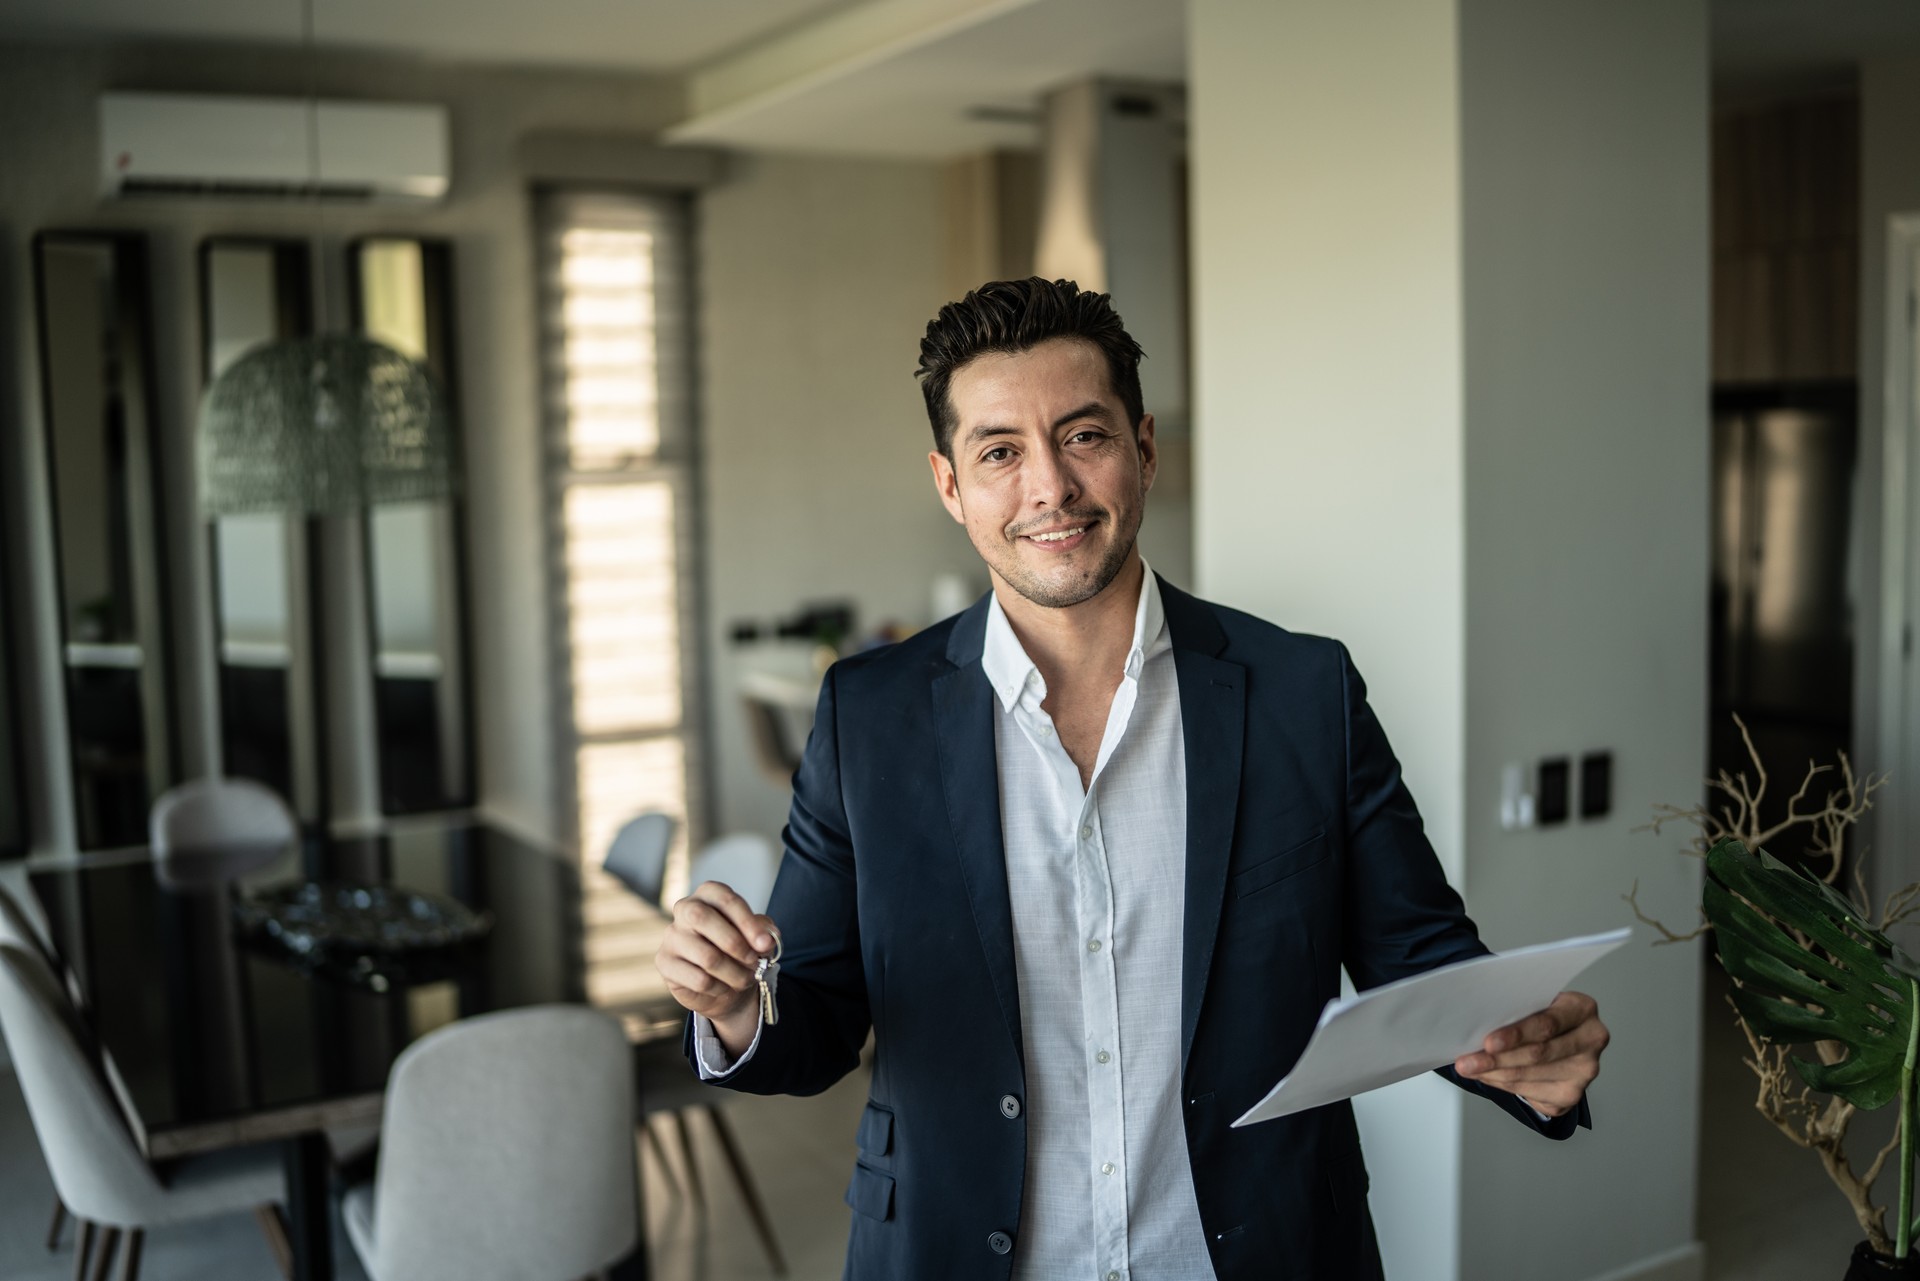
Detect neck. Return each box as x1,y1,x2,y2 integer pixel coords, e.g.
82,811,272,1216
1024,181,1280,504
992,552,1145,691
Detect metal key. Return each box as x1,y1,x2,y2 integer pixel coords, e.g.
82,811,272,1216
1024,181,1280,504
754,935,782,1026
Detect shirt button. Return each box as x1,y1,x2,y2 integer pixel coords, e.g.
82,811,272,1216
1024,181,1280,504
1000,1094,1021,1119
1096,1050,1111,1064
1038,725,1052,737
1087,939,1102,953
1079,825,1092,839
1101,1162,1115,1176
1107,1272,1121,1281
988,1231,1013,1255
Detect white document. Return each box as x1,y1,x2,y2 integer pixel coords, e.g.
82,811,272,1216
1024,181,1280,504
1232,927,1632,1128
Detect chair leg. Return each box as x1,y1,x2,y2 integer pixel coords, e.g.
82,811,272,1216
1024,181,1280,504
671,1109,704,1207
72,1220,94,1281
640,1117,682,1200
254,1204,294,1281
87,1228,119,1281
46,1196,67,1251
703,1106,789,1276
117,1229,143,1281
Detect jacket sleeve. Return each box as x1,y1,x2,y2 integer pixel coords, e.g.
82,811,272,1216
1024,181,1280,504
1335,642,1591,1139
683,664,872,1097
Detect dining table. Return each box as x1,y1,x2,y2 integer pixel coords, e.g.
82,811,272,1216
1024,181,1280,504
29,818,662,1281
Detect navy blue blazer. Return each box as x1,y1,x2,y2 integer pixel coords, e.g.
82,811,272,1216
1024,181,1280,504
692,578,1589,1280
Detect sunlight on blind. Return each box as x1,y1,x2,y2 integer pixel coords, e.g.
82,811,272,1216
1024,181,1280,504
559,228,660,466
564,483,681,736
546,195,696,1016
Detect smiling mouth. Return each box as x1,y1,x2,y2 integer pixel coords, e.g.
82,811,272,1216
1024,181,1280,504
1024,526,1090,543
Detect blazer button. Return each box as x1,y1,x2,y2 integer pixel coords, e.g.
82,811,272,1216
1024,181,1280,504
987,1230,1013,1255
999,1094,1021,1119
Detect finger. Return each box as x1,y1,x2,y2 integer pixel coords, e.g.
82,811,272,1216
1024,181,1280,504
657,953,753,1010
687,882,779,953
666,923,759,990
673,894,764,969
1482,991,1596,1055
1460,1020,1600,1077
1468,1056,1596,1095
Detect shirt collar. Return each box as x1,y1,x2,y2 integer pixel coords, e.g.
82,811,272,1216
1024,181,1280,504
981,561,1167,713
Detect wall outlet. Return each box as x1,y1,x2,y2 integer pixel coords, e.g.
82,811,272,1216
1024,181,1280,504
1580,751,1613,819
1500,762,1535,830
1537,757,1571,825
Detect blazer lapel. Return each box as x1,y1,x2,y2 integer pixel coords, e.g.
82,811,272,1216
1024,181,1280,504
1161,579,1246,1072
931,596,1024,1066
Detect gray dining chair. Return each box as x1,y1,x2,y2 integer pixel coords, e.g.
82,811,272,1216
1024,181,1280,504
149,776,297,887
0,944,294,1281
602,819,788,1275
602,811,677,910
0,884,86,1254
689,833,780,915
341,1004,639,1281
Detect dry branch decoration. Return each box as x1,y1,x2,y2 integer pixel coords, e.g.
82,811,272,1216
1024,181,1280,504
1628,714,1897,1252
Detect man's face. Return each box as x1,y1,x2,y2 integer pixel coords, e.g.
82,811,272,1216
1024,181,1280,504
929,338,1156,611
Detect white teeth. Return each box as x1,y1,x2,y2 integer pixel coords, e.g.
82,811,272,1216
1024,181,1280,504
1028,527,1086,542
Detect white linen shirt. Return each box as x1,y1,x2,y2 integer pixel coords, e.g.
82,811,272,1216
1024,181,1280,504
698,565,1212,1278
983,565,1211,1281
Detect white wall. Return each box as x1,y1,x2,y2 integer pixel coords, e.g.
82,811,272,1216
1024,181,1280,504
1457,3,1707,1279
1189,3,1469,1274
0,39,682,848
697,151,985,842
1191,2,1707,1279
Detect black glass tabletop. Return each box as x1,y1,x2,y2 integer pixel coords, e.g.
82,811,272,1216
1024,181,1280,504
29,820,595,1156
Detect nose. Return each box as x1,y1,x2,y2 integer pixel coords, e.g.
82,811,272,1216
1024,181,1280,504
1025,439,1078,511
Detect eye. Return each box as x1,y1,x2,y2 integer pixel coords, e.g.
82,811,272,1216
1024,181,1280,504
981,446,1013,464
1068,428,1104,444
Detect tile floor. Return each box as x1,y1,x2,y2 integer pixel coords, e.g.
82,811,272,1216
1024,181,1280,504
0,962,1879,1281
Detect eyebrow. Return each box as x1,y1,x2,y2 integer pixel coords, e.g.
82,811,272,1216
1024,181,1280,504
963,401,1113,446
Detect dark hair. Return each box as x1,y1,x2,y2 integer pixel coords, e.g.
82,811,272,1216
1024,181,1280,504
915,277,1145,457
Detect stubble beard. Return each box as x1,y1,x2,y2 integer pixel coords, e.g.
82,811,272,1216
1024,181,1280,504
989,498,1143,611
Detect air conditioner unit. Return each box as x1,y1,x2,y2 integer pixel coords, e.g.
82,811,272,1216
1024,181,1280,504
100,92,449,203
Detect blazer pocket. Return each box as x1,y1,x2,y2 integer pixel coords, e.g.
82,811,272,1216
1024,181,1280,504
1233,830,1330,899
845,1161,895,1221
857,1102,893,1158
1326,1149,1371,1216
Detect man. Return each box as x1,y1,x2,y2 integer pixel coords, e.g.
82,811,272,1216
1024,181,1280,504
656,278,1608,1280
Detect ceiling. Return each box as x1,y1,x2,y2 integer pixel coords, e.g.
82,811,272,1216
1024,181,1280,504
668,0,1184,157
0,0,865,73
3,0,1920,154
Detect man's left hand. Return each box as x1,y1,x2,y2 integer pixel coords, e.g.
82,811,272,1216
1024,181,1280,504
1453,990,1608,1118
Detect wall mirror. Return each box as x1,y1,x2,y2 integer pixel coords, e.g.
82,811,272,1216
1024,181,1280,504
199,239,324,823
33,232,176,849
351,238,474,815
0,531,26,857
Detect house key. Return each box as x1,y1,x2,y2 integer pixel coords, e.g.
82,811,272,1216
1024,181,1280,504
754,935,782,1026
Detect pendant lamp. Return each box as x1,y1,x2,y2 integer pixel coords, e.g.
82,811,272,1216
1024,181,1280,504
195,0,456,517
198,335,455,515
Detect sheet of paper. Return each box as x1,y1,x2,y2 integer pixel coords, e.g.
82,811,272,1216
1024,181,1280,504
1231,927,1632,1128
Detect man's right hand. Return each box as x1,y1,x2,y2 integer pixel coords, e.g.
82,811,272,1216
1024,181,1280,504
655,880,779,1058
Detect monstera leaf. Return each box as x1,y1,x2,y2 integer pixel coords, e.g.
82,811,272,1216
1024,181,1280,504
1703,838,1920,1111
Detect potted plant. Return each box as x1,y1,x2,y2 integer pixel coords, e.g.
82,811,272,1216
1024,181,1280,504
1633,715,1910,1276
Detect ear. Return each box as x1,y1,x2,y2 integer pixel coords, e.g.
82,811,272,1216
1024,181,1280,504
1135,413,1159,493
929,449,966,524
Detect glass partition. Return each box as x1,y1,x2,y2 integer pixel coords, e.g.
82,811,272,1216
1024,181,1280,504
351,238,474,814
199,239,323,823
32,232,176,849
